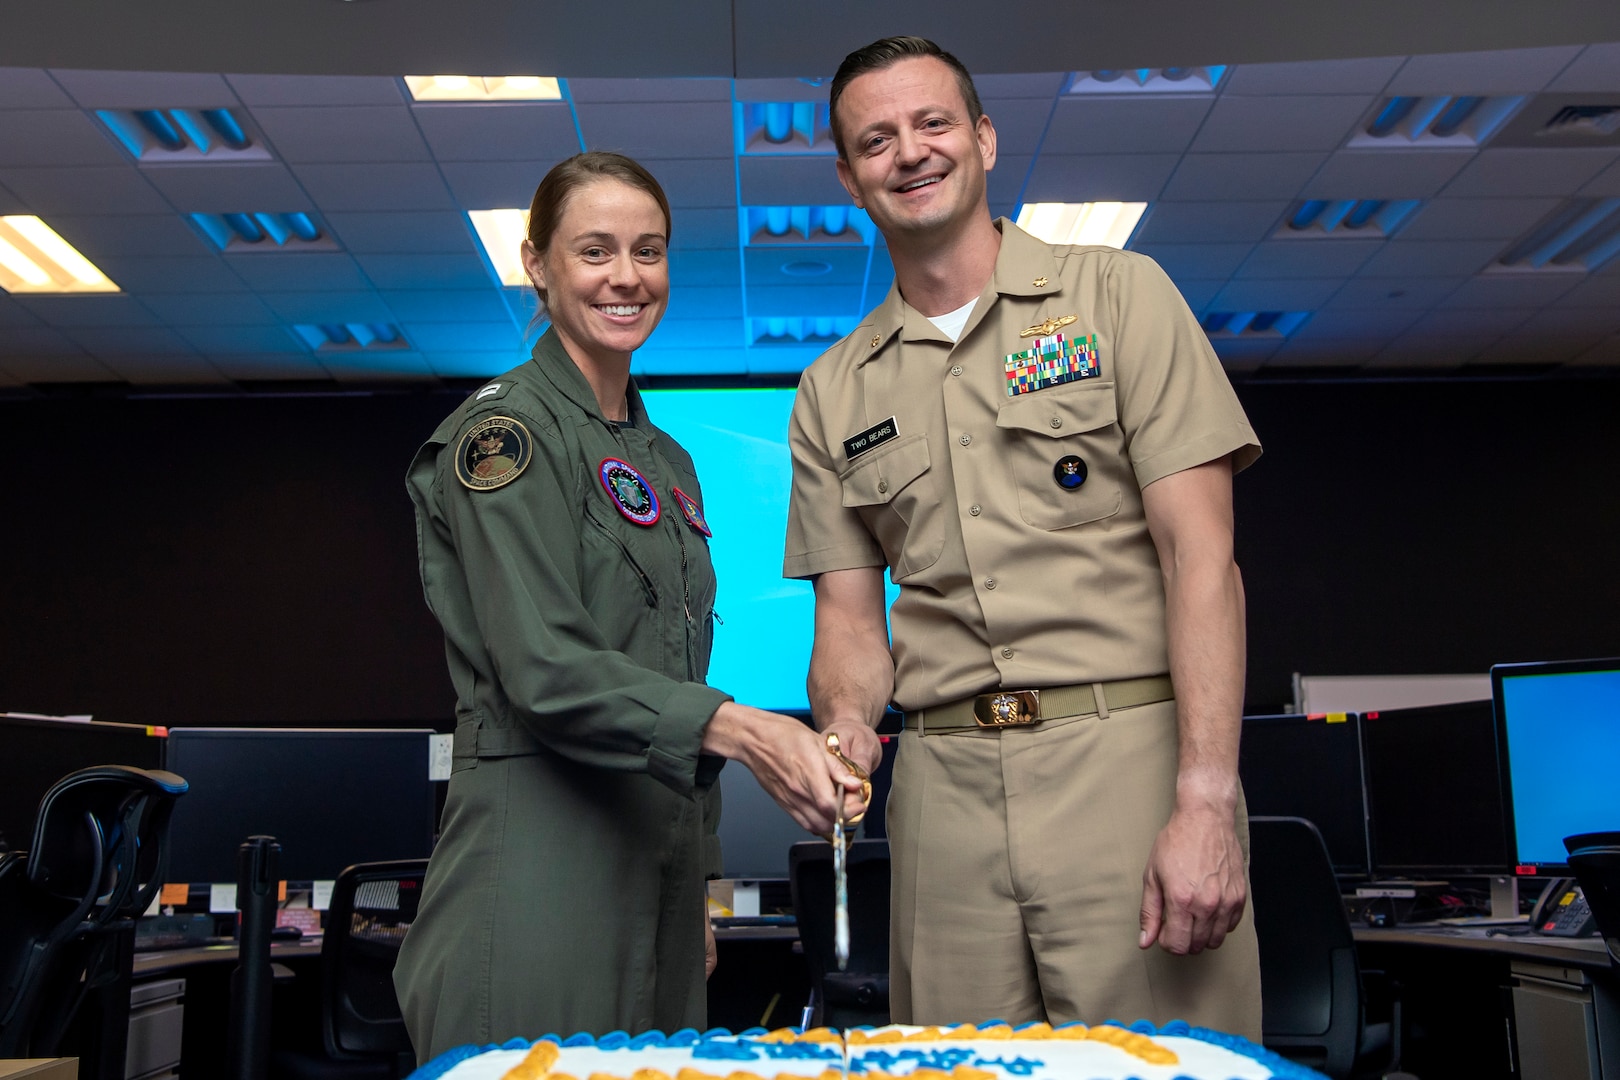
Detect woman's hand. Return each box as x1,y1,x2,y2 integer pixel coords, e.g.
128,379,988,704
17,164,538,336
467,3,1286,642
702,702,867,835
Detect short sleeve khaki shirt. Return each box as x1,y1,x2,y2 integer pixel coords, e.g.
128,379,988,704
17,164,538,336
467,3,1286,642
784,220,1260,712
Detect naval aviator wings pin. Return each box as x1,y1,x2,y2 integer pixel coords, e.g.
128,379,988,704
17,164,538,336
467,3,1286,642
1019,313,1078,338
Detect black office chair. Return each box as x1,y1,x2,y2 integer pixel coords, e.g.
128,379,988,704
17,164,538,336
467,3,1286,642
1249,816,1402,1080
789,839,889,1029
274,859,427,1080
0,765,188,1080
1564,831,1620,966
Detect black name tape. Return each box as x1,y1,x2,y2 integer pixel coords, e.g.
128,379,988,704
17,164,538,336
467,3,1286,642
843,416,900,460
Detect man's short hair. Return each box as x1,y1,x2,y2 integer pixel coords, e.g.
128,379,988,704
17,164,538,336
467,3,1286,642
828,36,984,159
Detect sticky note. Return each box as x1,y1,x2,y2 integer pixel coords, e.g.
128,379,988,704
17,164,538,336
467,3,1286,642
312,880,335,911
160,882,190,905
429,733,453,781
210,883,238,913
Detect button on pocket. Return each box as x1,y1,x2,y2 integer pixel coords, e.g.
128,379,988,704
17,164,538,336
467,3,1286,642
995,383,1125,530
839,434,944,581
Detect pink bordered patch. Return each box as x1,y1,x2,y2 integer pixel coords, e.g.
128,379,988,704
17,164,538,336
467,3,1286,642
599,458,660,526
672,486,711,537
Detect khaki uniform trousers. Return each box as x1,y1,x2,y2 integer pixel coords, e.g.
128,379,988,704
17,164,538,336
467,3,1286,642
888,696,1262,1040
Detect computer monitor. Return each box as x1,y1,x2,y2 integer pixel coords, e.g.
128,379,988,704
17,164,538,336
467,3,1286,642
163,727,436,884
1492,658,1620,874
1360,700,1511,877
1238,713,1369,877
0,716,166,855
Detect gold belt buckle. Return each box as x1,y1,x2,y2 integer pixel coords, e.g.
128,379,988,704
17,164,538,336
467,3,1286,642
973,689,1040,727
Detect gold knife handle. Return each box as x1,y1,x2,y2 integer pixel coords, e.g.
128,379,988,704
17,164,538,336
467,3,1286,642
824,731,873,826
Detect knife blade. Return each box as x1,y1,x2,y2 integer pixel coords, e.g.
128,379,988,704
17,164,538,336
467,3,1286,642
823,732,872,973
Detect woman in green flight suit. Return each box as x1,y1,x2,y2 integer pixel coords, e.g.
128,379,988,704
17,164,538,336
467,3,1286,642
394,153,866,1060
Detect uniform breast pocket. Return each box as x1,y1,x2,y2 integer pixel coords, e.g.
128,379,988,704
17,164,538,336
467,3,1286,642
838,433,943,582
995,382,1126,530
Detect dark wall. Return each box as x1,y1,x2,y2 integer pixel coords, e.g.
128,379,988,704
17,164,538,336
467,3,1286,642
2,379,1617,724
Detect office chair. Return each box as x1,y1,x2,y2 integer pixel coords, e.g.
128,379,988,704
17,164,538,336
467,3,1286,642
274,859,428,1080
0,764,188,1080
789,839,890,1029
1564,831,1620,966
1248,816,1404,1080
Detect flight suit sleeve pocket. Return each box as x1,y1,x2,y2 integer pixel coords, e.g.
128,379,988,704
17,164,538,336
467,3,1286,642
836,434,943,581
995,383,1125,530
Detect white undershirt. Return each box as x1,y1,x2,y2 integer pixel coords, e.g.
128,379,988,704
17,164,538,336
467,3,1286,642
926,298,977,343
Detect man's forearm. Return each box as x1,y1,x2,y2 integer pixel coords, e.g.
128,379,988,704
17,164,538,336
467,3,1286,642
1163,552,1246,815
808,620,893,732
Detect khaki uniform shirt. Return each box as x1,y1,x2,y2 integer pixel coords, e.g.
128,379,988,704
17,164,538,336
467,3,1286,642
784,220,1260,712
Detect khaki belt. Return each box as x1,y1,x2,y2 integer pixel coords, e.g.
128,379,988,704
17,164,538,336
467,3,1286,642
903,675,1174,734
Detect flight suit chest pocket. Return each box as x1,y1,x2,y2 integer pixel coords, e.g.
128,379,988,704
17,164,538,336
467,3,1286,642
995,383,1125,530
838,433,943,582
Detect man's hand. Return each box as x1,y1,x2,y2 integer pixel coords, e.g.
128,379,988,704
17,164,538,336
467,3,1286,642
705,913,718,979
821,718,883,777
1138,804,1247,954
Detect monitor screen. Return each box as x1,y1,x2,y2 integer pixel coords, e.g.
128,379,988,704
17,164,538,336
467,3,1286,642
1360,700,1511,877
163,727,436,884
1493,658,1620,873
1238,714,1369,876
0,716,166,855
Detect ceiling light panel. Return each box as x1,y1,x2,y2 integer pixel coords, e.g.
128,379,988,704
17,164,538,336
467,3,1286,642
1493,198,1620,272
1280,199,1422,238
1015,202,1147,249
1066,67,1226,95
0,217,120,294
293,323,409,351
403,76,562,102
737,102,835,154
1200,311,1310,338
467,209,529,287
1349,95,1525,148
749,316,859,345
743,206,874,245
191,212,336,252
96,108,270,162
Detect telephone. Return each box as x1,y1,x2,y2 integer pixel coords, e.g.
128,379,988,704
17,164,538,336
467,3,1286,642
1529,877,1598,936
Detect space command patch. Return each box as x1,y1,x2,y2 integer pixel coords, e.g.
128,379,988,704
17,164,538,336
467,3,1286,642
454,415,533,491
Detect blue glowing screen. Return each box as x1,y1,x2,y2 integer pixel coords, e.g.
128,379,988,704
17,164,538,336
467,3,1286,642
644,387,896,712
1498,666,1620,866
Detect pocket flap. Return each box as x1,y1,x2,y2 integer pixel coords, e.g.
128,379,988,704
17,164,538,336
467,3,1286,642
840,434,931,508
995,382,1117,438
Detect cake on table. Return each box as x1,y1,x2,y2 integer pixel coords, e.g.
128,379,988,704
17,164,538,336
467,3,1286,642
408,1021,1325,1080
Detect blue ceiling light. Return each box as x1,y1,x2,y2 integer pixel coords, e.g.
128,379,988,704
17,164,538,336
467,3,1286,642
285,213,321,242
294,323,409,351
135,109,186,151
737,101,835,154
201,109,251,150
95,108,267,161
223,213,265,243
1366,97,1418,138
1498,198,1620,272
1289,201,1328,230
743,206,874,245
762,103,793,143
1282,199,1421,238
1066,66,1225,94
1354,95,1525,147
749,316,858,345
1428,96,1484,138
1343,200,1385,229
190,213,333,252
1201,311,1309,338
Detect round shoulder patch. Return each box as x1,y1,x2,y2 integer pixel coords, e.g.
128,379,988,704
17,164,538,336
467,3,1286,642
454,415,533,491
599,457,660,526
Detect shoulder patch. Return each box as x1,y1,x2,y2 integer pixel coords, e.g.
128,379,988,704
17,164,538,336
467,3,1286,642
454,416,533,491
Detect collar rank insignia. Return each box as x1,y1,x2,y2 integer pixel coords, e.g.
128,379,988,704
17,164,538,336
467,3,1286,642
454,415,532,491
1020,313,1077,338
599,458,661,526
1003,332,1101,397
672,487,712,537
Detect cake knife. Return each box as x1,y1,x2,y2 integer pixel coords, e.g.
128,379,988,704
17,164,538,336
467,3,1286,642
824,732,872,972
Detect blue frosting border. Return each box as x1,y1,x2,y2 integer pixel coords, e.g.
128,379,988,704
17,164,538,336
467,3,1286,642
408,1019,1323,1080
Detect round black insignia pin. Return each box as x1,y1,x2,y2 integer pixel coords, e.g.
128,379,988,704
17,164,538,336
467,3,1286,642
1053,454,1088,490
455,416,533,491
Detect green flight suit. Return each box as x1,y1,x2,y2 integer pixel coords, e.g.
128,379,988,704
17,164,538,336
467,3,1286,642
394,329,731,1059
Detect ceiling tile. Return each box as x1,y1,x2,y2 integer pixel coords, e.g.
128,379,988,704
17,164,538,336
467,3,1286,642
93,255,245,293
0,325,87,356
670,249,742,287
631,158,738,208
1044,97,1213,155
1546,44,1620,93
225,74,404,107
1210,338,1280,369
412,103,580,162
0,365,22,386
1470,310,1616,364
1322,276,1462,310
0,294,43,327
101,354,232,384
1222,56,1405,96
1438,274,1581,309
976,73,1068,98
324,211,476,254
982,100,1054,156
1355,239,1503,277
1160,152,1327,201
1578,159,1620,197
1211,278,1344,310
1135,202,1285,244
744,245,867,287
987,155,1031,206
249,106,430,163
0,69,77,108
1366,334,1490,367
1235,239,1381,278
0,110,127,167
1168,278,1224,311
566,79,732,103
353,252,493,291
1190,95,1373,153
0,166,169,214
176,325,306,355
662,284,743,320
1301,150,1473,199
1386,46,1585,95
1285,308,1424,339
634,346,752,376
439,160,566,208
0,179,25,213
66,326,199,355
13,294,160,328
402,322,523,352
260,291,394,324
1568,335,1620,366
1266,338,1381,366
49,214,215,257
0,349,117,383
1128,243,1254,280
1398,197,1561,241
746,283,862,316
1440,148,1619,198
670,208,743,250
642,319,745,350
739,156,848,206
421,351,519,378
290,163,455,211
224,252,372,291
381,289,516,324
140,162,312,212
321,350,436,381
1022,153,1180,202
734,79,831,104
210,353,330,380
139,293,277,325
575,102,734,159
1555,273,1620,309
48,69,239,109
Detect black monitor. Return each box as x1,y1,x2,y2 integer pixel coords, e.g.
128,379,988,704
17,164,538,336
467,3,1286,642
163,727,436,884
1239,713,1369,877
1,715,167,855
1492,658,1620,874
1360,700,1511,878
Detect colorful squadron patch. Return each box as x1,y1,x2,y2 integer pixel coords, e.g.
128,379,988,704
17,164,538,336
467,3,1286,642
672,487,712,537
599,458,660,526
454,415,532,491
1004,332,1101,397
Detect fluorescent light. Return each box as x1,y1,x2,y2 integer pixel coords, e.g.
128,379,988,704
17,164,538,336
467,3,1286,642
0,216,119,294
1015,202,1147,249
468,209,530,286
405,75,562,102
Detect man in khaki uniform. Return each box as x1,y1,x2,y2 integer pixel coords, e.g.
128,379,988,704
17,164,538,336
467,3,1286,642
784,37,1264,1036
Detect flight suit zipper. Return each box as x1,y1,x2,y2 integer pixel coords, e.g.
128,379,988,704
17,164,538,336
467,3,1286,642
586,510,658,608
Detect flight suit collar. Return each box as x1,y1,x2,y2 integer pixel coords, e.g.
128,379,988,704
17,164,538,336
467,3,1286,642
526,327,654,432
856,218,1061,367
